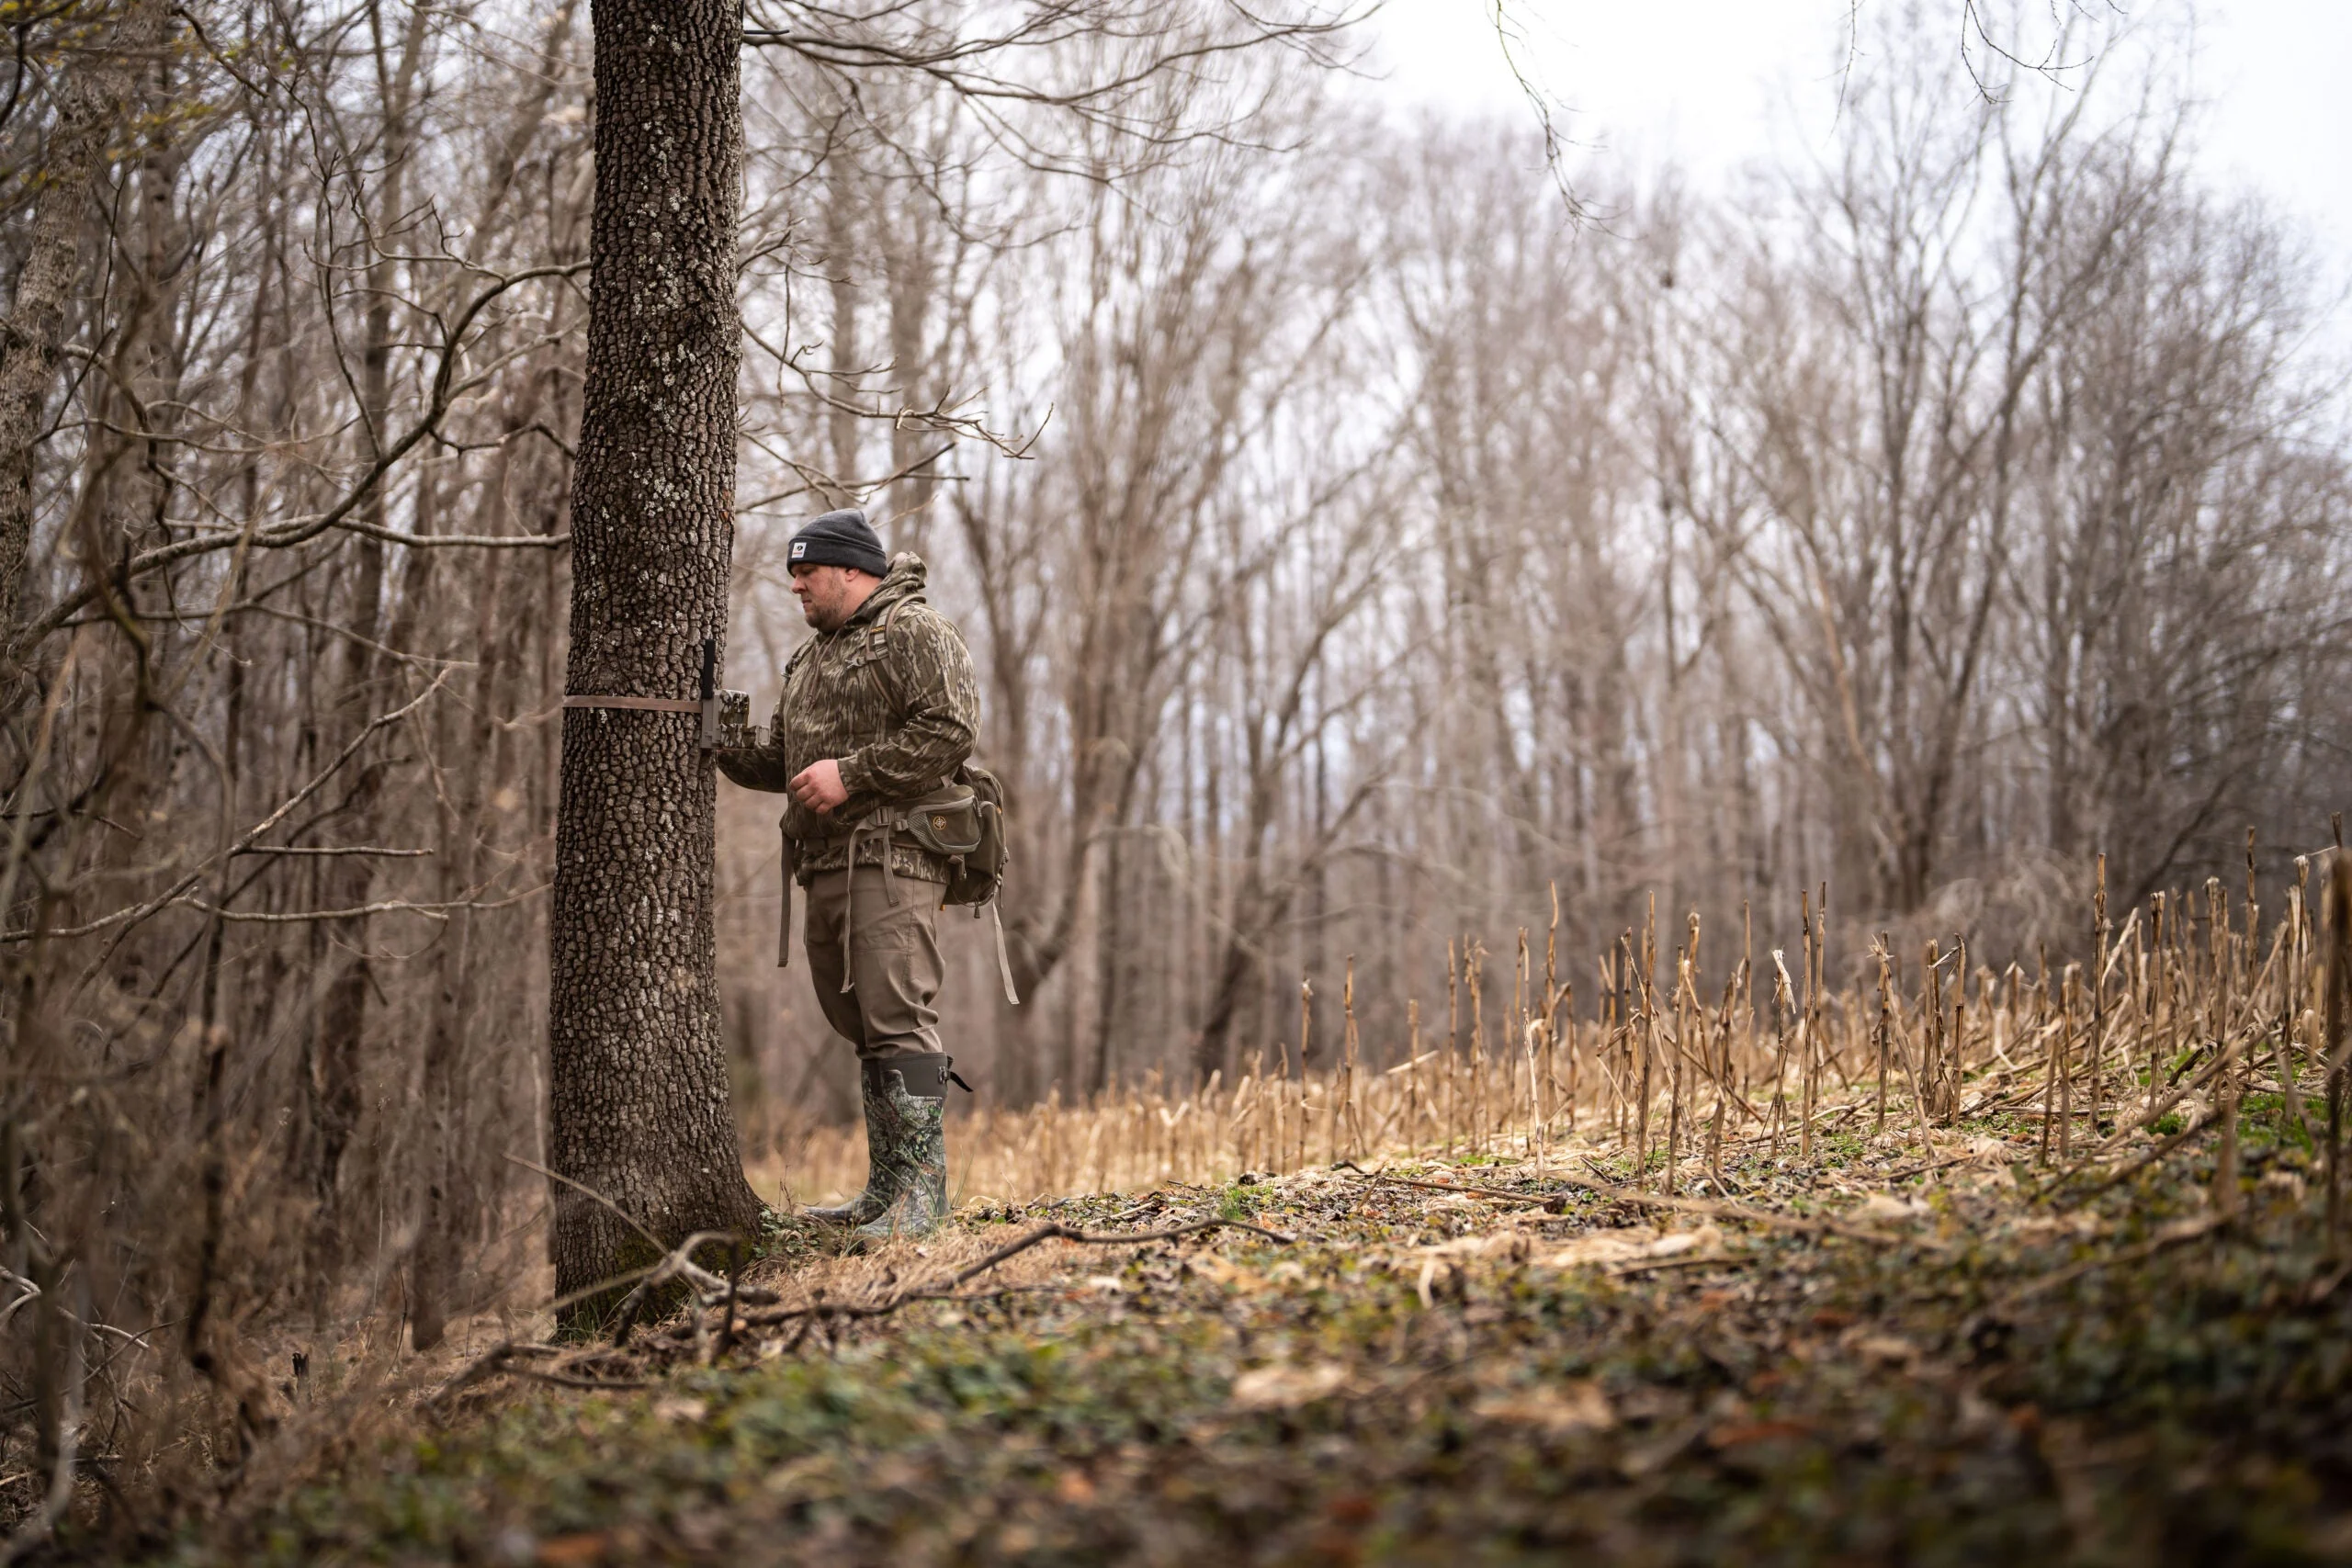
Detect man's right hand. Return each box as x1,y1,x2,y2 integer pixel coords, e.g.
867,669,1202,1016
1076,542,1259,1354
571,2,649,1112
790,758,850,816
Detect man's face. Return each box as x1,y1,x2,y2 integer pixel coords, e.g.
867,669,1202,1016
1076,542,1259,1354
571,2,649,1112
789,562,871,631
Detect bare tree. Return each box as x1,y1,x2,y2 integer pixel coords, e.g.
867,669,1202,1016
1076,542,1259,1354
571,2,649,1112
546,0,765,1311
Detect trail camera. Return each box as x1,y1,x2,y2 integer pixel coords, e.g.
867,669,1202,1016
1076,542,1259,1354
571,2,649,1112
700,638,756,750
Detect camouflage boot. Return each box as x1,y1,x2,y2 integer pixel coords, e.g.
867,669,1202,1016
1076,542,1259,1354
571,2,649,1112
851,1053,956,1243
803,1073,898,1227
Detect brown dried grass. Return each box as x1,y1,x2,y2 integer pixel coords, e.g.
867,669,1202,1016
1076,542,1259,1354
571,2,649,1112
758,857,2351,1213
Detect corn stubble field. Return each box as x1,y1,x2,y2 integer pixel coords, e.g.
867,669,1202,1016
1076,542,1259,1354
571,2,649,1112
155,860,2352,1565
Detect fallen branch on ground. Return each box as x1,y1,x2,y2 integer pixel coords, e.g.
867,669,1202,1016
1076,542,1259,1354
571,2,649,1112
428,1341,648,1406
2035,1113,2213,1205
700,1218,1298,1339
438,1216,1298,1397
1993,1213,2230,1314
1349,1168,1908,1247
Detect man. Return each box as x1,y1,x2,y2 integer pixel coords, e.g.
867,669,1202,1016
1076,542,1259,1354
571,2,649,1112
717,507,979,1239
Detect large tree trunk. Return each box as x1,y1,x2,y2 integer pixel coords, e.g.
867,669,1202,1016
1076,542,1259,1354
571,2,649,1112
548,0,762,1312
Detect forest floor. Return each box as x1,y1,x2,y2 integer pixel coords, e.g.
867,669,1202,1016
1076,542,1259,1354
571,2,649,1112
154,1100,2352,1567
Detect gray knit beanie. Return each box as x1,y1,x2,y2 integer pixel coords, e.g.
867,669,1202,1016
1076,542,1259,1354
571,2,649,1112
786,508,888,578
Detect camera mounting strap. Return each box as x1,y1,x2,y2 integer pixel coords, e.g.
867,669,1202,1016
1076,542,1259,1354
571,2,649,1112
560,695,700,713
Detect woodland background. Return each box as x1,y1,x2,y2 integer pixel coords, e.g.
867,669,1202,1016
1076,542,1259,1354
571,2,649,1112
0,0,2346,1522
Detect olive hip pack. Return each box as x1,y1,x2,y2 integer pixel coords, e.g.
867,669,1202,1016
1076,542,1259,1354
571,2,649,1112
883,765,1017,1005
769,780,1015,1006
888,765,1008,908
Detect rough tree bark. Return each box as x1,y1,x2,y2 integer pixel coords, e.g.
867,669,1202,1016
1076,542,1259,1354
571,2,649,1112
548,0,763,1311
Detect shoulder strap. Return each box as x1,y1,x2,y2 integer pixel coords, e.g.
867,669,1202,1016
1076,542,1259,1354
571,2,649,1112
865,595,935,715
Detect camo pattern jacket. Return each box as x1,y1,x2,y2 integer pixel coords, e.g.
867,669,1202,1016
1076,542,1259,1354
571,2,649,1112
716,553,979,884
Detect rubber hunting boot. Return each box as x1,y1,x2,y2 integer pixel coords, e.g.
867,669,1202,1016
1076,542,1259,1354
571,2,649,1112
804,1067,899,1227
851,1052,956,1243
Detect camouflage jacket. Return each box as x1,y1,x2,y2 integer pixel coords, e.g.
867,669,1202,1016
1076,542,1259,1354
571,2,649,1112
717,553,979,884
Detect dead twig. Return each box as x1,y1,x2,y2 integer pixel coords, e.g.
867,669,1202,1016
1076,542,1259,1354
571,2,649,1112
1606,1250,1747,1279
2035,1112,2213,1205
1992,1213,2230,1314
500,1364,650,1392
1351,1170,1908,1247
608,1230,741,1347
677,1218,1296,1341
427,1341,644,1406
1877,1152,1985,1183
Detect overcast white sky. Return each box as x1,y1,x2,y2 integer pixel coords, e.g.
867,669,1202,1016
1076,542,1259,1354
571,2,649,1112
1361,0,2352,261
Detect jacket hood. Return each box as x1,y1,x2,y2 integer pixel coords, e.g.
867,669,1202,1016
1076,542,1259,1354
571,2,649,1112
844,551,928,626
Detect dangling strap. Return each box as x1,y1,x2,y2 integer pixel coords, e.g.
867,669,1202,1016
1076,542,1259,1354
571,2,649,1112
990,900,1021,1005
839,823,861,992
776,824,796,969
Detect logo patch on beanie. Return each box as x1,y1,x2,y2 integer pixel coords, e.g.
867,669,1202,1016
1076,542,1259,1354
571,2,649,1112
790,541,807,559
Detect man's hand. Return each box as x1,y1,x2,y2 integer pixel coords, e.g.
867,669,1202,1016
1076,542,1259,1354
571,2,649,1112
789,758,849,815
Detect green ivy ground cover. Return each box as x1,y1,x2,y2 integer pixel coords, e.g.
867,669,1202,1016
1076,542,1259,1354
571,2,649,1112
153,1118,2352,1567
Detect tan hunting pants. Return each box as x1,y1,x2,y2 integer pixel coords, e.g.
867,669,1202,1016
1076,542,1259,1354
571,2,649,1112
801,865,946,1062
